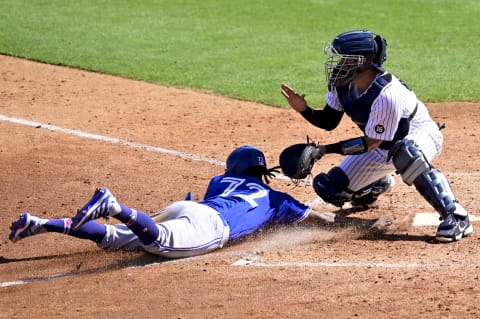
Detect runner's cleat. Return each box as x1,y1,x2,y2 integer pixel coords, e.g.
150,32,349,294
72,187,120,230
9,213,45,242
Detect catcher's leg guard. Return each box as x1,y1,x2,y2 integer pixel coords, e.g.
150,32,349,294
389,140,456,219
313,167,352,207
388,140,473,241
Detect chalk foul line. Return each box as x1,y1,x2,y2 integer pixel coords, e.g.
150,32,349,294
0,114,225,166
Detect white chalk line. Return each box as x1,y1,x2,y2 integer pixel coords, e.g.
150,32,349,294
231,257,470,269
0,249,247,288
0,273,71,288
1,114,479,286
0,258,179,288
0,114,226,166
0,114,295,182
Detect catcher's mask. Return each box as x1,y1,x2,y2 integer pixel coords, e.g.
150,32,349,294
226,145,267,175
324,29,387,87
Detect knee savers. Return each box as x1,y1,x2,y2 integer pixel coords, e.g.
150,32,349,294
313,167,352,207
388,140,457,219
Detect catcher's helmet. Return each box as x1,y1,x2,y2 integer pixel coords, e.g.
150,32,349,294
226,145,267,175
324,30,387,87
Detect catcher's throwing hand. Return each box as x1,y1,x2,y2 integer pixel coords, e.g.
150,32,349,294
281,83,308,112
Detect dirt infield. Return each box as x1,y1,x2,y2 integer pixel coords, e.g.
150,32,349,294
1,55,480,318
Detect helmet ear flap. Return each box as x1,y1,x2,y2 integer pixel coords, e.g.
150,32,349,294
373,35,387,66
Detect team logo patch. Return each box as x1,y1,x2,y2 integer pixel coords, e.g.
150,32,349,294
375,124,385,134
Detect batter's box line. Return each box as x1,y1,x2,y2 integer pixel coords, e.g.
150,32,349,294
232,256,469,269
0,250,248,288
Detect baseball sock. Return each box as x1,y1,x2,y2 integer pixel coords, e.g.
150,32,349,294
44,218,107,243
113,204,159,245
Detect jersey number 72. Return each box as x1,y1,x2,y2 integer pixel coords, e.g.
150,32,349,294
219,177,268,208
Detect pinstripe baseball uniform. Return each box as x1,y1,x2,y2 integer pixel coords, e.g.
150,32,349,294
326,72,442,191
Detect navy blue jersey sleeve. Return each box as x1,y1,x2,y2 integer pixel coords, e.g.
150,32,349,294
269,190,311,224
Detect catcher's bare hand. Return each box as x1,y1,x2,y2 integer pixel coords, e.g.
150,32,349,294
281,83,307,112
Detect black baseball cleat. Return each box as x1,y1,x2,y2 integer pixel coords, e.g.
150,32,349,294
436,214,473,243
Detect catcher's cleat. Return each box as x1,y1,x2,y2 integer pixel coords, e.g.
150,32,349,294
72,187,120,230
436,214,473,243
351,174,395,208
9,213,45,242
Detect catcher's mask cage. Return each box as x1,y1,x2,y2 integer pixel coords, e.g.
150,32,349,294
324,29,387,87
226,145,267,175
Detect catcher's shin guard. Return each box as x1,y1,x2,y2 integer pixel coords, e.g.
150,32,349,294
313,167,352,207
389,139,460,220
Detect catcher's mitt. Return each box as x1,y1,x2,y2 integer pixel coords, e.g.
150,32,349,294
279,142,322,180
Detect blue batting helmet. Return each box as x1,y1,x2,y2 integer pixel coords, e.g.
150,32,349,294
226,145,267,175
324,30,387,87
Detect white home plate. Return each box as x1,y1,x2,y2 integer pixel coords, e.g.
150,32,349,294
413,212,480,226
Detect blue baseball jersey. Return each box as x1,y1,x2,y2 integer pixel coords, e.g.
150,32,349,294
199,173,311,241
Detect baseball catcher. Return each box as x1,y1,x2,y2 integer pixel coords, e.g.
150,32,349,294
280,29,473,243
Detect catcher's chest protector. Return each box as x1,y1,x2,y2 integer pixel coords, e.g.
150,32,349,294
336,73,391,127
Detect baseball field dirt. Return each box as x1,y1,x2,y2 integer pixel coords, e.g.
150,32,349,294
1,55,479,318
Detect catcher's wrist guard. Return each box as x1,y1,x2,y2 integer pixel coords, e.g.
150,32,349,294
325,136,367,155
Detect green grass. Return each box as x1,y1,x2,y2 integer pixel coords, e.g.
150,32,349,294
1,0,479,106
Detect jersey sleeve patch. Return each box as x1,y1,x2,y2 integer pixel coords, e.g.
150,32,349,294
374,124,385,134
